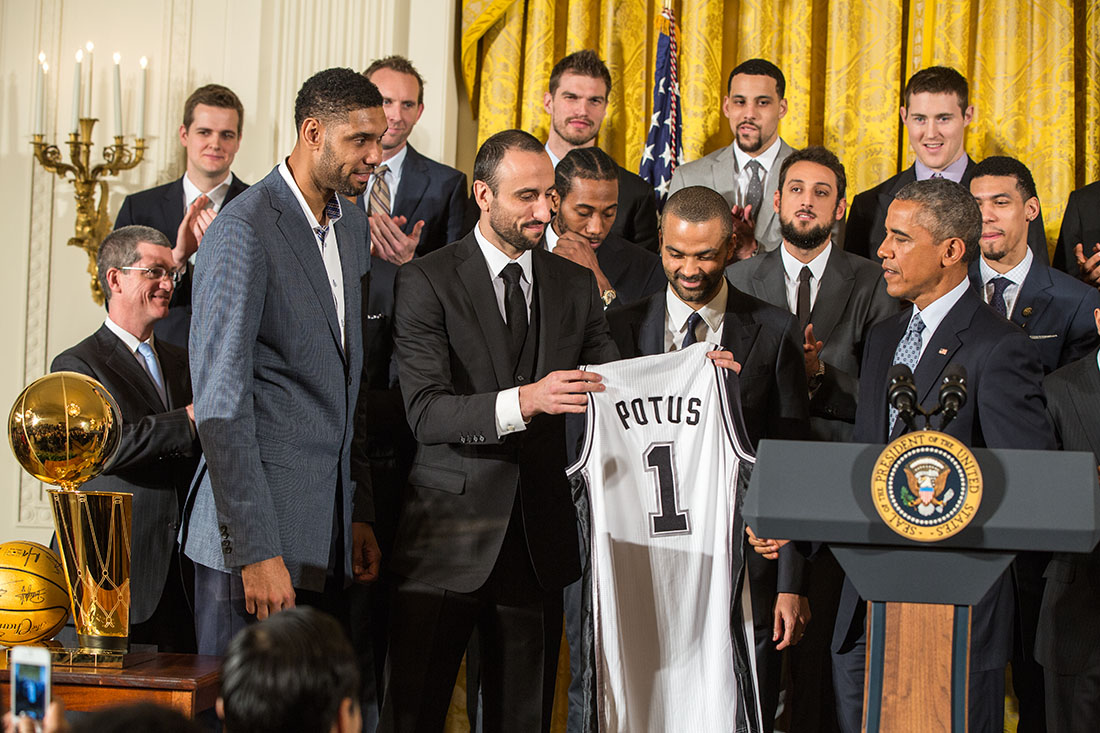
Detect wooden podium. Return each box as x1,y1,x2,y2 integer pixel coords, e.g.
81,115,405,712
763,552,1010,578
744,439,1100,732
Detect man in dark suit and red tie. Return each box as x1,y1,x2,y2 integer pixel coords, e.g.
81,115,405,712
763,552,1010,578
52,225,200,652
379,129,619,732
828,179,1056,733
114,84,249,348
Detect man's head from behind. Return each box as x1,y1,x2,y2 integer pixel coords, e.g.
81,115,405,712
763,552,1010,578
179,84,244,182
544,50,612,149
552,146,620,247
293,67,386,198
98,225,176,337
362,55,425,153
472,129,555,256
660,186,734,307
879,179,981,308
775,146,846,252
218,608,361,733
900,66,973,172
723,58,787,155
969,155,1040,268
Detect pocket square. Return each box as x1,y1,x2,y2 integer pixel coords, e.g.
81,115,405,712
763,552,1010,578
365,313,386,320
1029,334,1058,340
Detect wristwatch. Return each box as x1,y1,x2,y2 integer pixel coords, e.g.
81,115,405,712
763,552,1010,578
808,360,826,394
601,288,618,307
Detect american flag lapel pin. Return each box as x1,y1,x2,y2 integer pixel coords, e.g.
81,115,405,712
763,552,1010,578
938,348,948,355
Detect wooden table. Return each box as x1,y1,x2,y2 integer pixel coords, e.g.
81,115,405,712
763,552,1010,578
1,653,221,718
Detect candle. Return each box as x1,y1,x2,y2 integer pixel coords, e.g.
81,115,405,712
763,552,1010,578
138,57,147,139
84,42,94,118
113,53,122,137
72,49,83,134
34,53,44,135
39,63,49,135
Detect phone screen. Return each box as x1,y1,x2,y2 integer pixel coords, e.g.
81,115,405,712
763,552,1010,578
12,661,49,720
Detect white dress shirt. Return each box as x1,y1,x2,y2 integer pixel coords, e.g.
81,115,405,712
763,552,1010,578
664,280,729,352
182,171,235,213
732,137,781,204
104,316,167,406
278,160,346,349
914,154,970,183
545,143,561,169
368,144,408,209
779,242,833,315
474,221,535,437
978,247,1033,319
907,277,971,360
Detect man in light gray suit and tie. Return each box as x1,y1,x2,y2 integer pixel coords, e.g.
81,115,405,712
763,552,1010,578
182,67,383,654
670,58,793,260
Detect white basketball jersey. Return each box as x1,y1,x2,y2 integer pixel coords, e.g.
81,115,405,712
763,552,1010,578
570,342,761,732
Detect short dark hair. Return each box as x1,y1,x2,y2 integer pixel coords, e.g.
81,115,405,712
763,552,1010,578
971,155,1038,201
549,50,612,96
662,186,734,245
555,147,619,200
183,84,244,134
294,67,383,132
894,179,982,263
903,66,969,111
70,703,202,733
473,129,546,193
778,146,847,201
97,225,172,303
363,55,425,105
727,58,785,99
219,608,359,733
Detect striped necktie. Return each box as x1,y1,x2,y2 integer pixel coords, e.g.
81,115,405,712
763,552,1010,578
369,164,391,217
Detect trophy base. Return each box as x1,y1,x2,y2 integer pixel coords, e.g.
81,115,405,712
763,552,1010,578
2,642,157,669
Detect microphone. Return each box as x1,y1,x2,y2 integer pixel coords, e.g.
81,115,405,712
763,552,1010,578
887,363,919,432
938,363,967,431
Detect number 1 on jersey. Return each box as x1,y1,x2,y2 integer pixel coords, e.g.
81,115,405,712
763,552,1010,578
645,442,691,535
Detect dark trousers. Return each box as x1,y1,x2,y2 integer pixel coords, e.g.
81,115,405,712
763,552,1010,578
1011,551,1049,732
1045,666,1100,732
131,549,197,653
785,549,843,733
832,613,1005,733
747,548,782,733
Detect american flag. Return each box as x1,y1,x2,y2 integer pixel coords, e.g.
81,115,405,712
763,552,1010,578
638,6,683,209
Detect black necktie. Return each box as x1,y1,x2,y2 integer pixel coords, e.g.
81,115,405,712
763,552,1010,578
681,312,704,349
796,266,812,332
744,159,764,218
501,263,528,357
989,276,1011,318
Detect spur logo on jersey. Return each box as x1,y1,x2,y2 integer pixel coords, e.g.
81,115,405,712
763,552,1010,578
615,396,702,431
870,430,982,542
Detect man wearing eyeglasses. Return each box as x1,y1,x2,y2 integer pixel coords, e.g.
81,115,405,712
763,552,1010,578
50,224,200,653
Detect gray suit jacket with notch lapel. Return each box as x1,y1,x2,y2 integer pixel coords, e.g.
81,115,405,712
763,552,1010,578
668,139,794,253
181,165,370,592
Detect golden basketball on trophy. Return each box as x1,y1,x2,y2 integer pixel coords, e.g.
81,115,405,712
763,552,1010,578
0,540,70,645
7,371,134,658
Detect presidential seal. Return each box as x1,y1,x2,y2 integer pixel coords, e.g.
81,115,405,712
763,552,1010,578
870,430,982,542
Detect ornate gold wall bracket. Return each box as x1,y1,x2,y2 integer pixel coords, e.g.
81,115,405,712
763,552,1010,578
32,118,146,304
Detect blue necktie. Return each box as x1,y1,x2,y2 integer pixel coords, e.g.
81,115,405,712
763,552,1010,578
889,313,926,432
989,276,1011,318
681,312,704,349
137,342,166,405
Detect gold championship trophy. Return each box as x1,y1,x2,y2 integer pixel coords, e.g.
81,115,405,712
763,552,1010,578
7,372,141,666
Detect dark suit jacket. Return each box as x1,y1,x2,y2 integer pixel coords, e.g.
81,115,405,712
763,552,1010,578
114,175,250,348
390,231,619,593
844,159,1048,265
1053,180,1100,277
612,165,660,253
1036,348,1100,673
181,167,370,591
968,258,1100,374
51,326,199,624
834,287,1056,670
356,144,473,256
594,232,665,306
606,280,811,595
726,246,901,441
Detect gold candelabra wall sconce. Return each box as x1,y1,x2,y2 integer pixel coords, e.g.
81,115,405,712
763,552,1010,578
31,46,149,304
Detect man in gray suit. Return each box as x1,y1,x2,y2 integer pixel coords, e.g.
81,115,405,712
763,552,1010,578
726,147,897,732
670,58,793,259
182,68,383,655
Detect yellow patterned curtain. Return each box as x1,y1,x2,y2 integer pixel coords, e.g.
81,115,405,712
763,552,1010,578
461,0,1099,250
